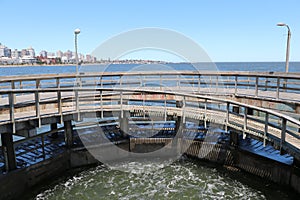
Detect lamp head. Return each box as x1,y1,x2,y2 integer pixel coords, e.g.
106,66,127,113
277,22,286,27
74,28,81,34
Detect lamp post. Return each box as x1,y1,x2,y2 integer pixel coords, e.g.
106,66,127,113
74,28,81,75
277,23,291,73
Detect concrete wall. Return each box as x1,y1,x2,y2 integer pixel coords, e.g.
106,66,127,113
1,140,300,199
0,152,70,200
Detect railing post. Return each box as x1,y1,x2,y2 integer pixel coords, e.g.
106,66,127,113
9,92,15,133
35,90,41,127
204,99,207,128
57,90,63,124
264,77,269,91
255,77,259,97
75,87,80,121
198,75,201,93
120,91,123,118
234,76,238,95
243,107,247,139
182,96,186,123
100,76,103,87
280,118,287,154
120,76,122,87
11,81,16,103
215,76,219,94
276,77,280,99
226,102,229,132
143,92,145,119
100,90,103,118
264,113,269,146
164,94,167,121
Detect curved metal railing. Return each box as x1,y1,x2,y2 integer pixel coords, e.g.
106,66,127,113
1,71,300,102
0,87,300,159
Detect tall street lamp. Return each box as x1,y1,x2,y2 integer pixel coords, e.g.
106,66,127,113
277,23,291,73
74,28,81,75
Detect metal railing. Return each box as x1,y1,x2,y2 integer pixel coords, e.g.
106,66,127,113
0,87,300,159
1,71,300,102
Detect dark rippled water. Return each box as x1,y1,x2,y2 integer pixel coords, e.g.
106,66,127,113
27,159,296,200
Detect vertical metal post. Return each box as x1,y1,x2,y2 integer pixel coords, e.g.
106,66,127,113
57,78,62,123
226,102,229,132
120,91,123,118
280,118,287,154
276,77,280,99
11,81,16,103
35,80,41,127
9,92,15,133
182,96,186,123
209,76,212,91
204,99,207,128
35,90,41,127
164,94,167,121
75,88,80,121
143,92,145,119
198,75,201,93
215,76,219,94
255,77,259,97
243,107,247,139
234,76,238,95
100,90,103,118
264,113,269,146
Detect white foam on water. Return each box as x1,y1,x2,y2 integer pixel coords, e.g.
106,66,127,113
34,161,269,200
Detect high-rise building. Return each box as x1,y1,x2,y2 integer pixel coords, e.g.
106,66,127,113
27,46,35,58
11,49,21,58
0,44,11,57
64,50,73,60
86,54,92,62
56,50,63,58
21,49,29,57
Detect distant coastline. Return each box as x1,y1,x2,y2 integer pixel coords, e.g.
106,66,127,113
1,61,300,68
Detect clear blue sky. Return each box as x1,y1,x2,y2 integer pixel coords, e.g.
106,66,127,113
0,0,299,62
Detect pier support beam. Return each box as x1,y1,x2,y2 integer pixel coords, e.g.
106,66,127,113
1,133,17,171
175,100,185,137
50,123,58,138
229,131,239,147
119,112,129,138
64,121,73,148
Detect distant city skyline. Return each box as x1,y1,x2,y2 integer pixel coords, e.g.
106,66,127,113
0,42,98,65
0,0,299,62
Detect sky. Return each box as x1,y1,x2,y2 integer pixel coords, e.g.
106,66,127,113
0,0,299,62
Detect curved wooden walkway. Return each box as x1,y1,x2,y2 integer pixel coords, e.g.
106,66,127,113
1,87,300,160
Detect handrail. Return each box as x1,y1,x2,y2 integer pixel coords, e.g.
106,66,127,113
1,71,300,104
1,87,300,158
0,87,299,124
